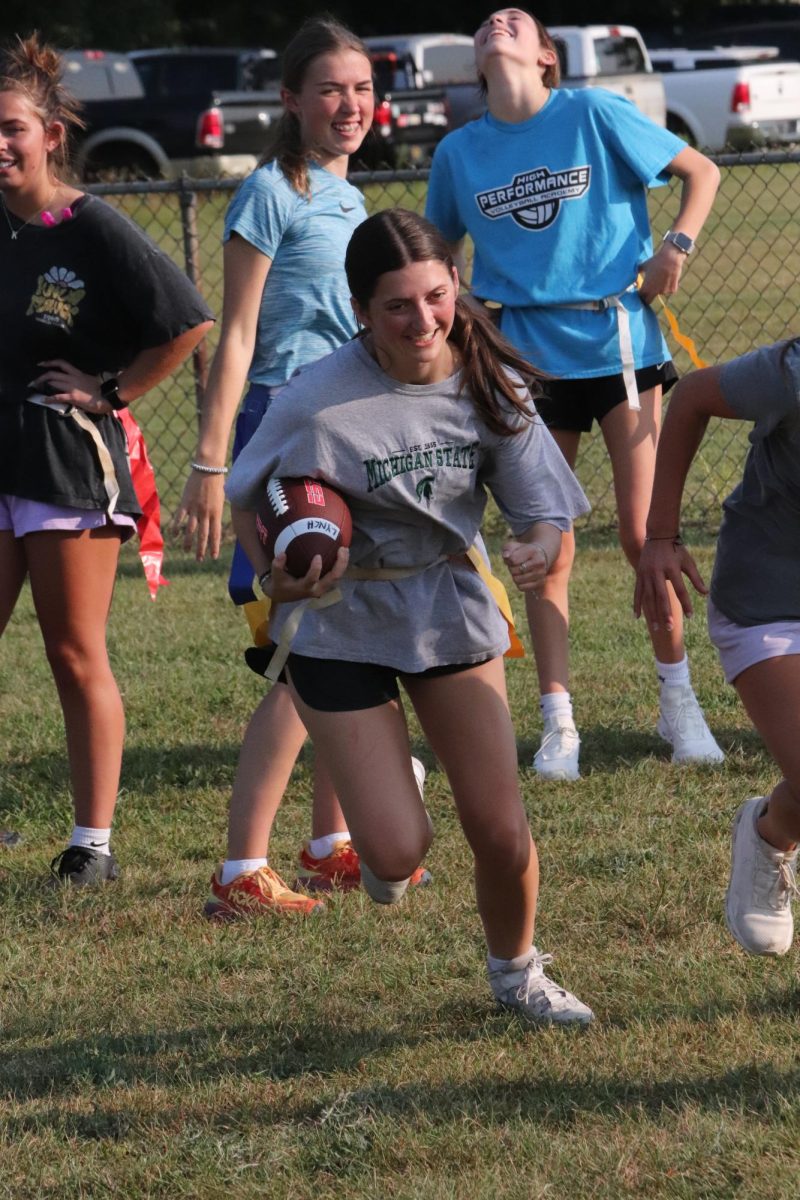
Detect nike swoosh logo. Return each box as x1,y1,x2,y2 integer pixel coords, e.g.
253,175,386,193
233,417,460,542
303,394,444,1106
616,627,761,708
340,204,356,212
89,841,107,847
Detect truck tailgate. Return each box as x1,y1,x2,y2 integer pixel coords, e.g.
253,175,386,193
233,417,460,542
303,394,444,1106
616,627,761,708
747,63,800,120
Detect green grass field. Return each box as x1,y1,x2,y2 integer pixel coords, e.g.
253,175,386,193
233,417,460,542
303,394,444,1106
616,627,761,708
2,536,799,1199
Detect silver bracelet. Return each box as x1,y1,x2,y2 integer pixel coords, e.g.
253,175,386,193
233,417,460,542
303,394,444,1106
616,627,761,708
190,461,228,475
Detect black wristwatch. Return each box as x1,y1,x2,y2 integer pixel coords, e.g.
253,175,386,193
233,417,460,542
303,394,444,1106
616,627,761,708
100,375,128,411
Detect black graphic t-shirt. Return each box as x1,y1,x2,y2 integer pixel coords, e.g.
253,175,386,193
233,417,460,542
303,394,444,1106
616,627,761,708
0,194,212,511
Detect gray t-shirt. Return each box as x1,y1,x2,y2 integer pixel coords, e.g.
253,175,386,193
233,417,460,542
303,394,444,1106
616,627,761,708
714,339,800,625
226,338,590,671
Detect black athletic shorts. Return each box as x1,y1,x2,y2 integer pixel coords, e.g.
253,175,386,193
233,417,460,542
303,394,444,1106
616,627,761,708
285,652,492,712
535,361,678,433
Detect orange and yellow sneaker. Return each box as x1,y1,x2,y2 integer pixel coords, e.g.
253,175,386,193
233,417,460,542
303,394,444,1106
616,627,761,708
295,839,432,894
204,863,324,920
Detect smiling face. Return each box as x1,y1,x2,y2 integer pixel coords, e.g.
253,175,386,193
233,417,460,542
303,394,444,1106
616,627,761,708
354,259,459,385
0,89,62,201
474,8,558,83
282,49,374,173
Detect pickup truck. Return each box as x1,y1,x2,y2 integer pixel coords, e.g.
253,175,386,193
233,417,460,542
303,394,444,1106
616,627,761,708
65,48,282,179
548,25,666,126
363,25,666,165
649,46,800,150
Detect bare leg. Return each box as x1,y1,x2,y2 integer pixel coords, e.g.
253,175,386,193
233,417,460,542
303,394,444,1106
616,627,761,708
735,657,800,851
405,659,537,958
526,429,580,695
25,529,123,829
311,757,348,839
0,530,27,636
286,682,431,881
226,682,309,859
600,387,685,663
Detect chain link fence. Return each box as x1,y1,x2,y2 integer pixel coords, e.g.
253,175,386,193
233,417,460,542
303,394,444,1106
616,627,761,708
92,150,800,533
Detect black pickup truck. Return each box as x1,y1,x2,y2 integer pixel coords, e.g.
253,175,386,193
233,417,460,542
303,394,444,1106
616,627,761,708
65,48,284,179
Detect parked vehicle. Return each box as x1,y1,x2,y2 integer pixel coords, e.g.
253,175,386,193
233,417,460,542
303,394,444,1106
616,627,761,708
685,21,800,63
649,46,800,150
64,48,282,179
359,25,667,166
548,25,666,125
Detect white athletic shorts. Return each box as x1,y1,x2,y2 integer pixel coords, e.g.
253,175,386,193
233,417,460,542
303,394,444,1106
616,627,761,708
708,598,800,684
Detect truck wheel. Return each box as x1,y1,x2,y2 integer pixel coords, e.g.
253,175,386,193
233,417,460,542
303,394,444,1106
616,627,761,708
666,114,697,148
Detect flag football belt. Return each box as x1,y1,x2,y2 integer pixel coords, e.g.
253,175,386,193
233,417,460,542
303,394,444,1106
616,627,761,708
262,546,524,684
552,281,641,411
27,395,121,513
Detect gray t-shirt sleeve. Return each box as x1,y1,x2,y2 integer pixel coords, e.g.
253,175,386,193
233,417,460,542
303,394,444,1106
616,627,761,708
480,406,591,535
720,340,800,427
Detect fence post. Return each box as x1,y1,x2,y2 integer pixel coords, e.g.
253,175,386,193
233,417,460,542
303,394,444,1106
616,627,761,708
178,172,209,424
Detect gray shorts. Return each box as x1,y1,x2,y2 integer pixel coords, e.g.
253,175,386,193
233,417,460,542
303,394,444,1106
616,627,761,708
708,598,800,684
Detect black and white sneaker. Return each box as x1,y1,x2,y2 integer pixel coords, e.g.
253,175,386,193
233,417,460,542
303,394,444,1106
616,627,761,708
49,846,120,887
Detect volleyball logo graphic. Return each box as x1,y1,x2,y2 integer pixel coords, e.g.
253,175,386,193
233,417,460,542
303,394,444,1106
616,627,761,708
475,165,591,231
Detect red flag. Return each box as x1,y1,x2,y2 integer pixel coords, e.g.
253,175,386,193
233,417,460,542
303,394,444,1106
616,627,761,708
118,408,168,600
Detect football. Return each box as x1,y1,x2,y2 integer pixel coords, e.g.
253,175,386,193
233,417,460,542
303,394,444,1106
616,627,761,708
255,477,352,579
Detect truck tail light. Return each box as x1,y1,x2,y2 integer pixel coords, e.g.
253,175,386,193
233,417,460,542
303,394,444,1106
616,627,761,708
731,82,751,113
197,107,224,149
373,99,393,138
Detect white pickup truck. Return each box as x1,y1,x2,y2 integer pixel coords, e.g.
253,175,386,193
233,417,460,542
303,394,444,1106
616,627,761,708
649,47,800,150
549,25,666,125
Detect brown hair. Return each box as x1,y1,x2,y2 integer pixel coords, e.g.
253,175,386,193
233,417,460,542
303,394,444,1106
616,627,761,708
345,209,545,436
477,9,561,93
0,33,85,176
257,15,371,196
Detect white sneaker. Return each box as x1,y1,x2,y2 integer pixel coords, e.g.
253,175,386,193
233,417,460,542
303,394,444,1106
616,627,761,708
488,947,594,1026
657,684,724,763
725,797,798,956
533,723,580,780
411,756,426,799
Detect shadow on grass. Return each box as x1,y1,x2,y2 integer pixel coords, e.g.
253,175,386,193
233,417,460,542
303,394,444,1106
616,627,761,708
3,984,800,1112
4,1030,800,1142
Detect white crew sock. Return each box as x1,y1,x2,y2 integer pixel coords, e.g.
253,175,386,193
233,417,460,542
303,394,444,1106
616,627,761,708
540,692,575,729
656,655,691,691
220,857,268,885
69,826,111,856
308,831,350,859
487,946,534,975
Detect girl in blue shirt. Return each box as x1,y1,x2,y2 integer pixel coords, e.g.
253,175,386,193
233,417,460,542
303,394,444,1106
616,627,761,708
426,9,722,780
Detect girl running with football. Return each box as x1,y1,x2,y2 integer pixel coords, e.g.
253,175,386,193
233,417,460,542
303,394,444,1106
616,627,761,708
226,207,595,1026
173,17,428,916
425,8,722,780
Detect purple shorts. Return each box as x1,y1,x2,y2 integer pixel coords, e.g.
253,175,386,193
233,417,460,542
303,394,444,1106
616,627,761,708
0,494,137,541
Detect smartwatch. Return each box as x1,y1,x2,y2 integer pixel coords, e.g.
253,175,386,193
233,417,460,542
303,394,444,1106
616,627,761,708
100,375,129,411
662,230,695,256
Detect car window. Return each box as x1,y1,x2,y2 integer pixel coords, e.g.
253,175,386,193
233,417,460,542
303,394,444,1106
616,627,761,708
159,56,238,96
593,36,647,75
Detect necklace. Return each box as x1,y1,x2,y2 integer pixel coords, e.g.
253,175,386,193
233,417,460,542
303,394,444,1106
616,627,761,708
2,190,58,240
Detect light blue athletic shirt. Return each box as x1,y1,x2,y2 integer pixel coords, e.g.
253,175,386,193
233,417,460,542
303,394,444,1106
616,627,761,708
224,161,366,386
426,88,686,379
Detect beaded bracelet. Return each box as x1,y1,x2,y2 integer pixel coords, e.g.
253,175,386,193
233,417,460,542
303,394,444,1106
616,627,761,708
191,461,228,475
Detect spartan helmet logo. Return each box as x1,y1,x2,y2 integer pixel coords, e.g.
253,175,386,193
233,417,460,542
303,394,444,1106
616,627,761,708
415,475,435,506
